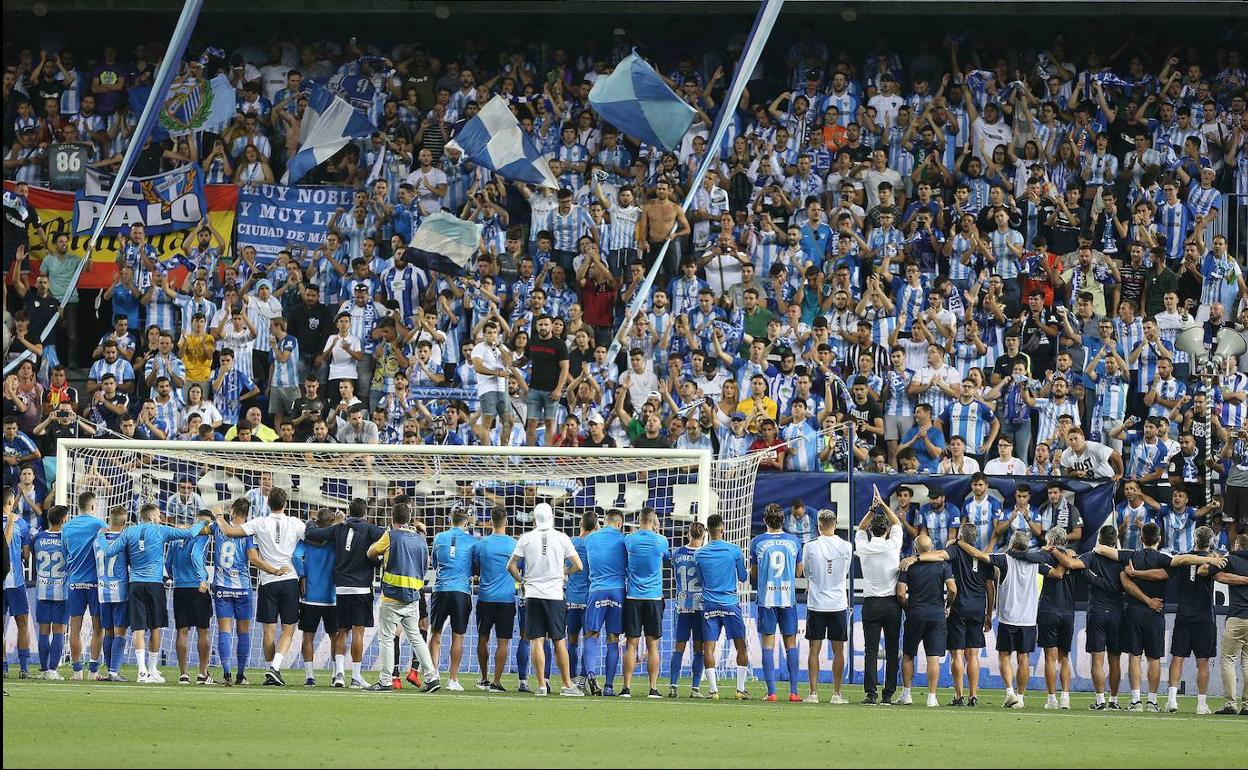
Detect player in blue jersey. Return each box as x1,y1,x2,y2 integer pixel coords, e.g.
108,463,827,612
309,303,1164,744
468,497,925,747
582,508,628,696
294,508,339,687
213,497,258,686
167,509,214,684
62,491,106,680
32,505,69,679
429,508,477,691
95,506,131,680
750,504,804,702
622,508,670,698
565,511,595,692
473,507,518,692
2,487,33,679
100,502,210,684
694,513,751,700
668,521,707,698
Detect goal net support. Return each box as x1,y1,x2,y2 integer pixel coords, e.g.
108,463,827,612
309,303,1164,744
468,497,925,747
52,440,763,679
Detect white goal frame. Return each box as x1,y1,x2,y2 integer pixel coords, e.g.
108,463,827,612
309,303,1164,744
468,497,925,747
54,440,716,521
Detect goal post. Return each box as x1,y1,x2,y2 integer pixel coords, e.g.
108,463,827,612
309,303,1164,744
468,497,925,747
54,439,764,677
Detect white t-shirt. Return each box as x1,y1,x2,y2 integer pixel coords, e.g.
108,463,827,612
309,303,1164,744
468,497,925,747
512,528,577,600
241,512,306,585
1059,441,1116,479
984,457,1028,476
867,93,905,130
323,333,363,380
971,118,1013,163
624,367,659,412
854,524,902,597
405,167,449,215
802,534,853,612
258,64,290,102
471,341,510,394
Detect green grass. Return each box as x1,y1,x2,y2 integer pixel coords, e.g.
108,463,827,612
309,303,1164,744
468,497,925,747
2,670,1241,768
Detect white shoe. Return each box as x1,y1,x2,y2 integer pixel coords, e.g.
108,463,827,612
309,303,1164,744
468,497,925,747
927,695,939,708
136,671,151,684
45,670,64,681
1011,696,1025,709
70,669,84,681
803,693,819,704
1196,704,1212,715
1044,697,1059,710
896,694,913,706
147,670,166,684
1002,692,1020,708
559,687,584,697
1059,693,1070,710
1166,700,1179,713
446,679,464,692
536,685,548,696
828,693,849,705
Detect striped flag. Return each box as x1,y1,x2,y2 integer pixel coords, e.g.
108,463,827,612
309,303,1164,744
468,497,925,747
406,212,481,276
282,84,377,185
589,50,695,152
450,96,559,189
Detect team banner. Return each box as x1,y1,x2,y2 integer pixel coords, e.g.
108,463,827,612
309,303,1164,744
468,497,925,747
235,183,356,261
72,163,208,236
5,181,237,290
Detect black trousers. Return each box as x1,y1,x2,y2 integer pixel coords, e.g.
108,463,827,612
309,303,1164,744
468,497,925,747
862,595,902,700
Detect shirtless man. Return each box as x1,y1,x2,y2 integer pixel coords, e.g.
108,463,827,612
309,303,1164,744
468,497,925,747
638,180,691,282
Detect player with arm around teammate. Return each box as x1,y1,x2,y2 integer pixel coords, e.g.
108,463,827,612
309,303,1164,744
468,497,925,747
292,507,338,688
31,505,69,679
472,506,518,692
802,508,853,704
622,507,670,698
93,505,131,680
508,502,584,697
896,534,956,708
694,513,752,700
61,491,106,680
750,503,804,702
166,509,215,684
668,521,707,698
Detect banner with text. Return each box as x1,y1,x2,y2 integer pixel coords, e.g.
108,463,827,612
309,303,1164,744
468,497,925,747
72,163,207,236
4,181,237,290
235,183,357,261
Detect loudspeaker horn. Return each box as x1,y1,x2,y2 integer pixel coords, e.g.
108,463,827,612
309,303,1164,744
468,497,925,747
1174,326,1207,359
1214,327,1248,359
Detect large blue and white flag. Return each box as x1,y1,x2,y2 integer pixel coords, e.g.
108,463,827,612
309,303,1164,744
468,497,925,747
129,73,234,140
406,212,481,276
450,96,559,189
589,51,695,152
282,84,377,185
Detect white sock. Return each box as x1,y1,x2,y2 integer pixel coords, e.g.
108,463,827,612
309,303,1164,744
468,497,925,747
902,687,911,698
705,667,718,692
272,652,284,671
1005,687,1015,698
1095,692,1105,704
136,649,146,672
351,661,362,680
148,657,160,674
304,662,314,678
1147,692,1157,703
1060,691,1069,700
1167,687,1178,701
334,654,345,676
1197,694,1207,707
1131,688,1141,702
736,665,748,692
1046,693,1057,702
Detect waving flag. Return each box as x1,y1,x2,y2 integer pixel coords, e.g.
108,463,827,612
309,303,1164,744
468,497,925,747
282,84,377,185
589,51,695,153
405,212,481,276
452,96,559,189
129,73,234,140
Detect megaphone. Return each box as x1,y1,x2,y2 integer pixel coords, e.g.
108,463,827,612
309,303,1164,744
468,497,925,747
1174,326,1207,359
1215,327,1248,359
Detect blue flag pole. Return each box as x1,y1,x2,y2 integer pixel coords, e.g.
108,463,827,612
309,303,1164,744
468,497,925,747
86,0,205,253
606,0,784,364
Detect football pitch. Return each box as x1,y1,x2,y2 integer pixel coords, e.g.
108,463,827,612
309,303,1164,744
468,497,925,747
3,673,1240,768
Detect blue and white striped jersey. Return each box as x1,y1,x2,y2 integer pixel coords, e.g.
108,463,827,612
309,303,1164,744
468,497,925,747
33,530,67,602
962,495,1002,549
270,334,300,389
211,524,255,593
94,530,128,604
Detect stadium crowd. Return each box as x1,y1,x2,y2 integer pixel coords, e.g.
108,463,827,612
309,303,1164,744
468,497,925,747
3,19,1248,708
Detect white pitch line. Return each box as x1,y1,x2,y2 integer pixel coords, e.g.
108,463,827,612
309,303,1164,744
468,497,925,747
6,682,1244,726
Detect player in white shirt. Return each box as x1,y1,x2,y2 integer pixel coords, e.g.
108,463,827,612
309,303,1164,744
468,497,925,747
508,503,584,697
801,509,853,704
212,488,306,687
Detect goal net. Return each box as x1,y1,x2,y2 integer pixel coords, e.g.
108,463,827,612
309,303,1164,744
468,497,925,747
53,440,764,680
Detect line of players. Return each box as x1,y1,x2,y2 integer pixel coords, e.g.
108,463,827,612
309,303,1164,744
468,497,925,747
5,482,1248,711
